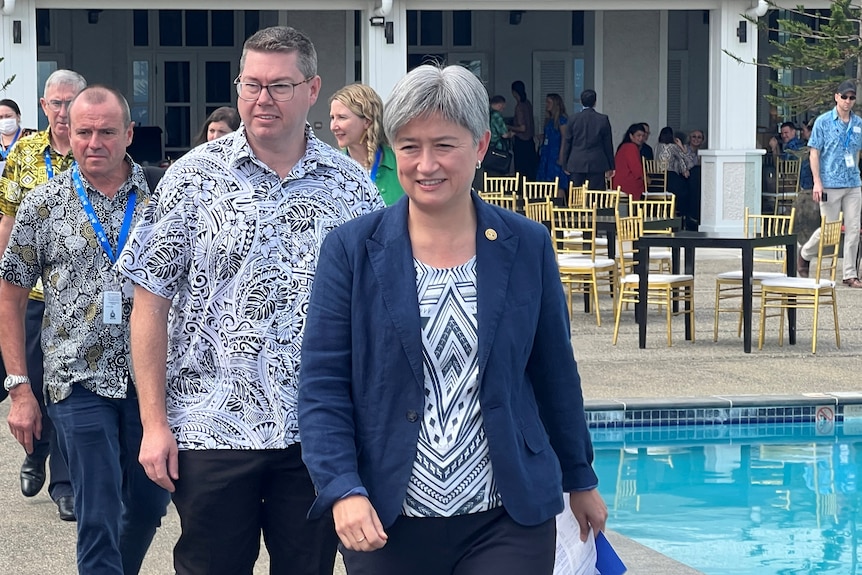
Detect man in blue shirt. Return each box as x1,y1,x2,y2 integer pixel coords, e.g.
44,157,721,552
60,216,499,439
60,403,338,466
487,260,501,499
798,79,862,287
769,121,803,159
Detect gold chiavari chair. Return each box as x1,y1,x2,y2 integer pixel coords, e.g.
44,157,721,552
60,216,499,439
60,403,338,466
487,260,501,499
758,214,841,354
762,157,800,215
642,157,671,199
522,177,559,203
583,187,621,255
551,205,617,327
523,197,554,224
612,212,695,347
584,187,621,213
714,207,795,341
479,193,518,212
631,196,676,273
567,181,587,208
482,172,520,197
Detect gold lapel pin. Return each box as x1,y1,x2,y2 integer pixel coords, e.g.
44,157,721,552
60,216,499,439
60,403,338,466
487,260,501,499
485,228,498,241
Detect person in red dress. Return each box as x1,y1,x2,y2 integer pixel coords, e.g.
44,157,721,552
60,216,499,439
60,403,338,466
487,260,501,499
612,123,646,201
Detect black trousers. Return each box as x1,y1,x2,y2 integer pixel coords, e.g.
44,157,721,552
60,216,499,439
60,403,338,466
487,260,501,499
571,172,607,190
23,299,72,500
0,346,6,403
171,444,338,575
342,507,556,575
512,138,538,181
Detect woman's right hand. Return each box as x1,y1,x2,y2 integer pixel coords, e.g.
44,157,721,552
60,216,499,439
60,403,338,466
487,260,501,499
333,494,389,552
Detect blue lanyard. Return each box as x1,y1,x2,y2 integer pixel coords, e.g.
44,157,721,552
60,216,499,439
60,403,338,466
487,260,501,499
44,148,55,179
0,128,21,160
71,165,137,265
369,148,382,182
836,114,858,151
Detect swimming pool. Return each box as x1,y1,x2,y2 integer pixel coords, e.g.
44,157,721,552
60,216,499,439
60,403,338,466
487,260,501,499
590,421,860,575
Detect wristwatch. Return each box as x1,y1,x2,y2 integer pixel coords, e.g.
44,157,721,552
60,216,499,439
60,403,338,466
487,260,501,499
3,374,30,392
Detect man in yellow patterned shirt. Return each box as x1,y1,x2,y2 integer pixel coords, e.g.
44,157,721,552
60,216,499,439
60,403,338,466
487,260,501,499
0,69,85,521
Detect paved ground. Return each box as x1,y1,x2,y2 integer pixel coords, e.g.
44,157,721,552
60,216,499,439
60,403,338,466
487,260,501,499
575,248,861,402
0,249,858,574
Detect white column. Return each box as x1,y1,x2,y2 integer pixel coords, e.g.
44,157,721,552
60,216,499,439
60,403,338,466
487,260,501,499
700,0,764,232
0,0,39,124
363,0,407,101
594,11,603,109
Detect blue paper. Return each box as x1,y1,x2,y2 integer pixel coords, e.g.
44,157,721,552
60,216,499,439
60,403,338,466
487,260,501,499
595,531,627,575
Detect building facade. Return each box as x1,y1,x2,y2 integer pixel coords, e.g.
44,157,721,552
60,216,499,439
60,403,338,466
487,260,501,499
0,0,829,229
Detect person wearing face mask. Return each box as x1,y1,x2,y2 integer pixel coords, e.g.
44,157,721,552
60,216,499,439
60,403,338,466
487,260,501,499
0,99,32,175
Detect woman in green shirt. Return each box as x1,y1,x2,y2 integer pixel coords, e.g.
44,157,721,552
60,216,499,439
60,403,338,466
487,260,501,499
330,84,405,206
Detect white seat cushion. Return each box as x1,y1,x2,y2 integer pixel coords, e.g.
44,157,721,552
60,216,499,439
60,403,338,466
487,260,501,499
559,255,615,269
716,270,787,280
760,277,835,289
621,273,694,284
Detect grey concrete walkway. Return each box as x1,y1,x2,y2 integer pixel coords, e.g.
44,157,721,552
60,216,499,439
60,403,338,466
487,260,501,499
0,249,858,574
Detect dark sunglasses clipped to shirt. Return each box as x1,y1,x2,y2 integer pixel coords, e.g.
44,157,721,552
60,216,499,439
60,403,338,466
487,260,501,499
840,93,857,101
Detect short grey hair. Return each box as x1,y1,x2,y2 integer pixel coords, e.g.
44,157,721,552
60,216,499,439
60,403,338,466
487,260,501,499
240,26,317,79
383,65,489,145
43,69,86,97
69,86,132,128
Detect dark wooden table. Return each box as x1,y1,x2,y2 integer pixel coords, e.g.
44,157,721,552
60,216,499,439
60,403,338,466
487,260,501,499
635,231,798,353
595,215,680,264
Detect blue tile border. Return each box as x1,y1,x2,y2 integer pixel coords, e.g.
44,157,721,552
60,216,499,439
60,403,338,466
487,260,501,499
584,392,862,428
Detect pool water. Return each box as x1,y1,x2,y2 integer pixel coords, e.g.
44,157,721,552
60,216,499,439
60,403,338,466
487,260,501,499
590,422,860,575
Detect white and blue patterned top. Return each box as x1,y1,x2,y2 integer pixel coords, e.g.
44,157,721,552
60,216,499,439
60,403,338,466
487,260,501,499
117,125,383,451
403,256,502,517
808,108,862,189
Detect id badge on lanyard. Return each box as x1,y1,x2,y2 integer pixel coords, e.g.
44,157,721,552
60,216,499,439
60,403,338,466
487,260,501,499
103,279,123,325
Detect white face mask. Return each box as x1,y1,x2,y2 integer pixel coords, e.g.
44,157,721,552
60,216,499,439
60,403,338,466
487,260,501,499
0,117,19,136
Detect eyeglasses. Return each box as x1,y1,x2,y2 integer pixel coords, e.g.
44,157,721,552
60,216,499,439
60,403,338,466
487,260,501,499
234,77,313,102
690,135,703,140
44,99,74,112
841,94,857,101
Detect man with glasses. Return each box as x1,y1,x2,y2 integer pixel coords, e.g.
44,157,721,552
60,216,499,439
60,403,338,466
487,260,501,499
118,26,383,575
0,69,85,522
797,79,862,287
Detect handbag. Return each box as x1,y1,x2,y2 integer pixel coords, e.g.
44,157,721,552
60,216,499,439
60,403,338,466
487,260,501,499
484,148,512,173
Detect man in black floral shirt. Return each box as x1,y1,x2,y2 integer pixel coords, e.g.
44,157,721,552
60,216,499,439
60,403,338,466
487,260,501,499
0,86,169,574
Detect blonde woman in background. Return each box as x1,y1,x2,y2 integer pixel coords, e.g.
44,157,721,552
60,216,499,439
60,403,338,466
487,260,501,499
330,83,405,205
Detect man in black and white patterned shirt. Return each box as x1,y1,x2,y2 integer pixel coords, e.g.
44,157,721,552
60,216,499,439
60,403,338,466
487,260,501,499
118,26,383,575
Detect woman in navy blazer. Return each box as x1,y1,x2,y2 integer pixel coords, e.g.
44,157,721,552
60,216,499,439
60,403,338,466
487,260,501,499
298,64,606,575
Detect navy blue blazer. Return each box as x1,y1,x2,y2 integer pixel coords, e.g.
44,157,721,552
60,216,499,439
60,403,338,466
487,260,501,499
298,193,598,528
